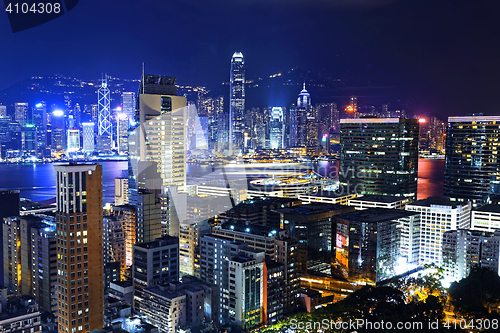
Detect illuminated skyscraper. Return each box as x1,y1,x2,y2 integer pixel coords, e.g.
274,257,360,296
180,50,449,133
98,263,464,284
51,110,66,152
296,84,312,147
128,74,187,198
121,92,136,120
82,123,95,153
32,102,47,152
97,77,112,153
229,52,245,155
0,105,6,117
117,113,128,155
340,118,419,201
444,116,500,206
270,107,284,149
15,103,28,126
54,163,104,333
67,129,80,152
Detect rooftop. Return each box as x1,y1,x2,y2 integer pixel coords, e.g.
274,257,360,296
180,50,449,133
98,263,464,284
474,204,500,213
350,195,407,203
134,235,178,249
334,208,419,223
274,203,351,215
407,196,466,209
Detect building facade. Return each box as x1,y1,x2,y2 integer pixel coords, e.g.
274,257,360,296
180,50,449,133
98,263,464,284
54,163,104,333
340,118,419,201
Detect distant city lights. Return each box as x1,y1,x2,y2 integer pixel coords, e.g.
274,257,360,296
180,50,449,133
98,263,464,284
52,110,64,116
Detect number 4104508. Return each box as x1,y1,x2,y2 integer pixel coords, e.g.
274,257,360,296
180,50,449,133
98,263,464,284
5,2,62,14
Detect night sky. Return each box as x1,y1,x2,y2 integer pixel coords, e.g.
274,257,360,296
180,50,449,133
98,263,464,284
1,0,499,116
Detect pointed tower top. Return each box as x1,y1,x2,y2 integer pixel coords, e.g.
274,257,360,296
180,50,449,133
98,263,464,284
303,82,306,90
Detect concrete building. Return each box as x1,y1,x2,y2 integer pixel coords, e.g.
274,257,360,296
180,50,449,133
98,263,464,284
114,177,129,206
136,191,161,244
406,197,471,266
471,204,500,232
228,248,265,329
54,163,104,333
113,205,137,268
179,220,210,277
347,195,410,210
298,191,359,206
132,235,179,310
0,297,42,333
333,208,421,284
442,229,500,283
340,118,419,201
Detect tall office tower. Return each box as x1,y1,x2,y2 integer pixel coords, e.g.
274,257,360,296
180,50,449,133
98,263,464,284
406,197,471,266
270,107,284,149
128,74,187,198
444,116,500,206
114,177,129,206
97,77,112,154
200,235,249,325
32,102,47,152
112,205,137,267
132,235,179,309
15,103,28,126
21,125,37,155
91,105,98,124
0,190,19,286
442,229,500,284
82,123,95,153
296,84,312,147
67,129,80,152
217,111,230,153
117,113,128,155
344,95,358,118
0,105,6,117
288,106,297,147
54,163,104,333
51,110,66,153
316,102,339,133
340,118,419,201
73,104,81,129
136,191,161,244
229,52,245,155
333,208,421,284
121,92,136,120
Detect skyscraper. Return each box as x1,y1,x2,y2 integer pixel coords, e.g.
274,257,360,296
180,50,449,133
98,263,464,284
14,103,28,126
340,118,419,201
444,116,500,206
296,84,314,147
32,102,47,152
67,129,80,152
229,52,245,155
270,107,284,149
54,163,104,333
82,123,95,153
117,113,128,155
121,92,136,120
128,74,187,198
97,77,112,154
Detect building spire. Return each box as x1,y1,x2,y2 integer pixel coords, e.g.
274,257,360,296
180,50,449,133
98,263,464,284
303,81,306,90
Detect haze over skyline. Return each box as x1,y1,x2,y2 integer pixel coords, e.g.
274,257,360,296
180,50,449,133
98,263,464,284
1,0,499,116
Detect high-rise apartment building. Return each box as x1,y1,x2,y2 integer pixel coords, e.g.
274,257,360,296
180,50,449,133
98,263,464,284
406,197,471,266
114,177,129,206
54,163,104,333
229,52,245,155
340,118,419,201
0,190,20,287
444,116,500,206
442,229,500,284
